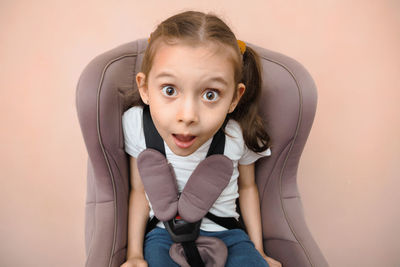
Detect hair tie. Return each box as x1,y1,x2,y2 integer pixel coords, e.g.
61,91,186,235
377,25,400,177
237,40,246,55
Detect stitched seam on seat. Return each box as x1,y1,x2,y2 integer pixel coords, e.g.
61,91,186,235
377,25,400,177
86,200,115,205
85,159,96,266
85,52,138,267
265,238,300,245
113,246,127,256
261,138,293,201
101,53,137,267
283,196,300,200
257,54,314,267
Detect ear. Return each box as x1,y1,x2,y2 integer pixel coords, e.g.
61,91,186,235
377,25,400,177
228,83,246,113
136,72,149,105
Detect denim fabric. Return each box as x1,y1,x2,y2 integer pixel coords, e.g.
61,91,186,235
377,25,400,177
144,227,269,267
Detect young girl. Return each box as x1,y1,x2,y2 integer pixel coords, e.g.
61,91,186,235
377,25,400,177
121,10,281,267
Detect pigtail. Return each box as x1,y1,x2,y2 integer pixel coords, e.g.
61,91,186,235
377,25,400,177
229,46,271,153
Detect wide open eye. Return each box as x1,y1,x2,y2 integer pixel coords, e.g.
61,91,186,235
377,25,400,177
202,89,220,102
161,85,178,97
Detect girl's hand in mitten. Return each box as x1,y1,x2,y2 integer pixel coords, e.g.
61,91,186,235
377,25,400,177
120,257,148,267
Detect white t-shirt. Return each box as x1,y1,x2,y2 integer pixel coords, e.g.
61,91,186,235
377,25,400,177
122,106,271,231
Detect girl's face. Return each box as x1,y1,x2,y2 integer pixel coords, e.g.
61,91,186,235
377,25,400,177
136,41,245,156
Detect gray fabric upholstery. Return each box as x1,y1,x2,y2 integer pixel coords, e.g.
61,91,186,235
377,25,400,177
76,38,329,267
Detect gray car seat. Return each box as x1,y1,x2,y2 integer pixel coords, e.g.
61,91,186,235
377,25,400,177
75,38,329,267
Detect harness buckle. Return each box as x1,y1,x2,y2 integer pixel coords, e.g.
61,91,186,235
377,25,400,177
163,216,202,243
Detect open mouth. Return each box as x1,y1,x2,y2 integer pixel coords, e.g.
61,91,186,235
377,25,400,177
172,134,197,148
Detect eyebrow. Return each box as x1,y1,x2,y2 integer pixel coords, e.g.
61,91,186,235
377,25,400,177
155,71,229,87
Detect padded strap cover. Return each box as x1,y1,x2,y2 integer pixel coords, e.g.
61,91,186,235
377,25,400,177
137,149,233,223
136,148,179,221
169,236,228,267
178,154,233,223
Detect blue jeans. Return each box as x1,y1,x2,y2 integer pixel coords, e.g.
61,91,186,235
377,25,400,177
144,227,269,267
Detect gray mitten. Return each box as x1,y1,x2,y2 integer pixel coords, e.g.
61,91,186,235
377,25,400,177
178,154,233,223
136,149,179,221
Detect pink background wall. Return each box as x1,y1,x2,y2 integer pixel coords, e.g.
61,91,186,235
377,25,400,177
1,1,399,266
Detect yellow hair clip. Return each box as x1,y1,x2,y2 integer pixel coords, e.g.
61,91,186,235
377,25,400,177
237,39,246,55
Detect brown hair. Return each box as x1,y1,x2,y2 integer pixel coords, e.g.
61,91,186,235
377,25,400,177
130,10,271,152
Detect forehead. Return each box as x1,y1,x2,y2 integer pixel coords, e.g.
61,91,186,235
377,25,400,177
149,41,237,81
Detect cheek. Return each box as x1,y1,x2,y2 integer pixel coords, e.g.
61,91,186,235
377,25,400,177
156,112,171,127
150,104,172,132
202,107,229,129
148,92,167,116
207,98,233,117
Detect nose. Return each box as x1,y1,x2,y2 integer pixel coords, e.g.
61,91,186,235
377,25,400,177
176,96,199,125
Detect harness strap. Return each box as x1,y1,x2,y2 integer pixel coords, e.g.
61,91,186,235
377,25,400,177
143,105,242,232
182,241,205,267
146,213,244,234
205,212,245,231
143,105,165,155
206,118,226,157
142,105,239,267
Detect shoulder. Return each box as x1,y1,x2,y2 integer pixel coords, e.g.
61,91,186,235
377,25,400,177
122,105,144,133
225,119,243,139
122,105,143,122
224,119,245,160
224,119,271,165
122,105,146,157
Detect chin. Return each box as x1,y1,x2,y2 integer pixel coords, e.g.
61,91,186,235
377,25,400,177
171,147,196,157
